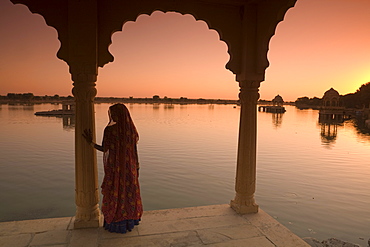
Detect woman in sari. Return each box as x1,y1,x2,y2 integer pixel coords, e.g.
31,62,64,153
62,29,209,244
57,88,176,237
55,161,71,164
83,103,143,233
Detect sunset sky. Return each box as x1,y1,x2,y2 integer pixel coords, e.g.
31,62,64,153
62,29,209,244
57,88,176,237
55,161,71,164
0,0,370,101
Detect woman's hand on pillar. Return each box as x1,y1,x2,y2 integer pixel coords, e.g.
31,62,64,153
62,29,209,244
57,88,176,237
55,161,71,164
82,129,93,144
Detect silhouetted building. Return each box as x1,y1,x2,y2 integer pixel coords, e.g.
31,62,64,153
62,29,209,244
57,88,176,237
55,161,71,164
318,88,345,145
258,95,286,113
272,94,284,106
319,88,345,123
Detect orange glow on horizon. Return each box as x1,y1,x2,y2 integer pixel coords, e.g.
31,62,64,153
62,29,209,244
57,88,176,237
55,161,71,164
1,0,370,101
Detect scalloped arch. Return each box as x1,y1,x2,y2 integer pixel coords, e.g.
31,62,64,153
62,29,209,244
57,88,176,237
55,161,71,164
255,0,297,74
10,0,69,64
96,1,245,76
97,0,297,79
100,10,232,69
10,0,297,80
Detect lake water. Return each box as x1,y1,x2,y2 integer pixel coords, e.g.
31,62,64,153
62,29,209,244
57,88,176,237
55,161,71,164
0,103,369,246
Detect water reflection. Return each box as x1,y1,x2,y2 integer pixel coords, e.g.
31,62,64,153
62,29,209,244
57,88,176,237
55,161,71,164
1,103,370,246
352,118,370,135
34,115,76,130
318,112,343,147
317,113,370,146
319,123,339,146
153,103,160,110
7,103,35,111
258,109,285,128
348,118,370,143
271,113,283,128
21,104,35,111
164,104,174,110
179,104,187,110
62,116,75,130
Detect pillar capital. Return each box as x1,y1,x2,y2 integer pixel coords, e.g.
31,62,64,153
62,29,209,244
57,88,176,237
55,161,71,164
71,64,97,104
72,82,97,103
238,80,261,104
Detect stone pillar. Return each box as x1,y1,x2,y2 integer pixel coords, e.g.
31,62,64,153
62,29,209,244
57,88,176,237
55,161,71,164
230,80,260,214
71,65,101,228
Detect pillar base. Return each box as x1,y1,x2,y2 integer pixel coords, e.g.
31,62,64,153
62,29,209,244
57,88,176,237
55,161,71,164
230,199,259,214
74,205,102,229
74,215,102,229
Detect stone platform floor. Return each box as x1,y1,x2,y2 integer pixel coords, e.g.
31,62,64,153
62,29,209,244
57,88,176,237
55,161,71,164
0,204,310,247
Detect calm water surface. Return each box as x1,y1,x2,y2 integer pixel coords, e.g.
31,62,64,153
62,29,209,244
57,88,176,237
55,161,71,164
0,103,369,246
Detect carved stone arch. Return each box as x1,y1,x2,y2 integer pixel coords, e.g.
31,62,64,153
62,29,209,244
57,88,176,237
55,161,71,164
10,0,297,81
253,0,298,75
96,0,245,75
10,0,69,64
233,0,297,82
97,0,297,80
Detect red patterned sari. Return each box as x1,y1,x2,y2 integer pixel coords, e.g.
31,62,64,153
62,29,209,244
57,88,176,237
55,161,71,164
101,104,143,233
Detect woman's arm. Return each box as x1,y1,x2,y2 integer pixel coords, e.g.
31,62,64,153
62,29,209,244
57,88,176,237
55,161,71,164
92,142,104,152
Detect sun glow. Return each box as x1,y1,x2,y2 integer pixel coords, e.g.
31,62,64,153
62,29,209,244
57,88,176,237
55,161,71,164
1,0,370,101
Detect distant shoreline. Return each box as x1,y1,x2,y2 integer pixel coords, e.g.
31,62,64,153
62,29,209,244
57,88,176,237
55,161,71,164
0,95,299,106
0,97,239,105
0,98,297,106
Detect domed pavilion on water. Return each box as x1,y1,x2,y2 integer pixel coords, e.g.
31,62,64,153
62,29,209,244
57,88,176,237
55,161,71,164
272,94,284,106
258,94,286,113
319,88,345,123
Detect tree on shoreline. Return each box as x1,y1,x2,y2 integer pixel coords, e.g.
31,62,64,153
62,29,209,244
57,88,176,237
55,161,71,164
6,93,34,100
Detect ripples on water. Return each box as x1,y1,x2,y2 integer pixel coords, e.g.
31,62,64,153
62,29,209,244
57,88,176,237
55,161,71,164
0,103,369,246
